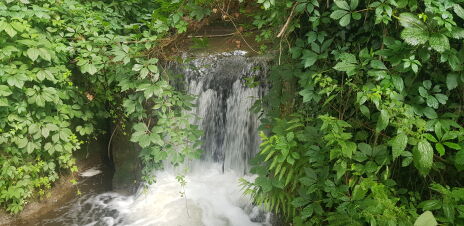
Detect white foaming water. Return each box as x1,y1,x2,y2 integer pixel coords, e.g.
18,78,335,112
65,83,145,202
95,164,267,226
44,51,269,226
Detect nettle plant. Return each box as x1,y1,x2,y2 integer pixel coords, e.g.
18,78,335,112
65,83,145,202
0,0,210,213
242,0,464,225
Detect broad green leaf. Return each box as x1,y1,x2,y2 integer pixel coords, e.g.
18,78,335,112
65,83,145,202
429,34,450,53
376,109,389,132
342,141,356,158
0,98,8,106
401,27,429,46
418,87,428,97
446,73,458,90
391,75,404,92
133,122,149,132
334,0,350,10
423,107,438,119
444,142,461,150
359,105,370,119
132,64,143,71
414,140,434,176
398,13,426,29
434,94,448,105
302,50,318,68
392,133,408,159
330,10,348,20
370,60,387,70
26,48,40,61
423,133,438,143
301,205,314,219
3,23,17,37
140,68,149,79
0,21,7,32
352,12,362,20
0,85,12,96
334,160,347,179
454,4,464,20
339,13,351,26
418,200,442,211
436,143,445,156
38,48,51,61
352,184,368,201
350,0,359,10
426,95,439,109
414,211,437,226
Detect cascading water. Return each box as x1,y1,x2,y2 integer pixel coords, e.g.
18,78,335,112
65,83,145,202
41,51,270,226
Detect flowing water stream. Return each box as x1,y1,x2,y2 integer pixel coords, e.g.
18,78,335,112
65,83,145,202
38,51,270,226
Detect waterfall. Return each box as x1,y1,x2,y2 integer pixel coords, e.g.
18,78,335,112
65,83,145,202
42,51,270,226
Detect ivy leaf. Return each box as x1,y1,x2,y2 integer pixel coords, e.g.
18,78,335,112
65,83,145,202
429,34,450,53
392,133,408,159
446,73,458,90
26,48,40,61
414,140,434,176
401,28,429,46
376,109,389,132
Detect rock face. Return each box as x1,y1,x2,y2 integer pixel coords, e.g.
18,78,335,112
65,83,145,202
110,125,142,194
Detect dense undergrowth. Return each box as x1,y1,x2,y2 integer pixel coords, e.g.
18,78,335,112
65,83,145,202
2,0,464,225
0,0,207,214
240,0,464,225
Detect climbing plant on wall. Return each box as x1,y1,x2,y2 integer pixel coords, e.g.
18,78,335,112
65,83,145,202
0,0,210,213
241,0,464,225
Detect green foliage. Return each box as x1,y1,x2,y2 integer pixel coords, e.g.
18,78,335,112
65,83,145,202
242,0,464,225
0,0,208,213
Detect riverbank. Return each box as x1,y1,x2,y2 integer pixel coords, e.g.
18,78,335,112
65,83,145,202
0,140,112,226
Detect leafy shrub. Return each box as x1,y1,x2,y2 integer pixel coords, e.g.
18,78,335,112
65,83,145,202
243,0,464,225
0,0,207,213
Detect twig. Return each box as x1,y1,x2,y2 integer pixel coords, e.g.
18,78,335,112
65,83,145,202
277,3,298,38
187,28,259,38
107,124,118,160
219,8,259,54
187,32,237,38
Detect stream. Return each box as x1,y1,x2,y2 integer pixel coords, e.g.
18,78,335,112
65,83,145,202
30,51,270,226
